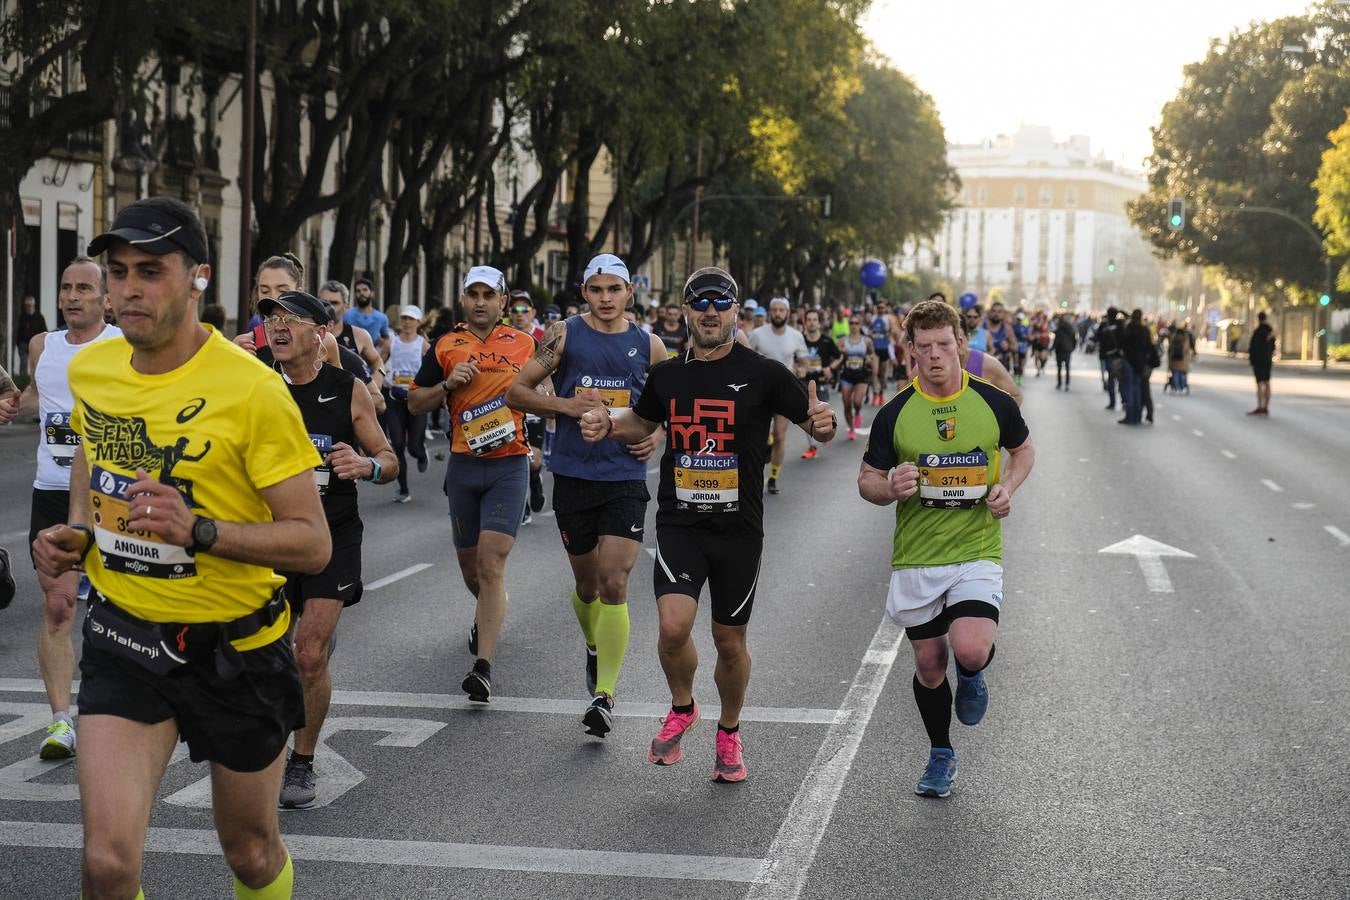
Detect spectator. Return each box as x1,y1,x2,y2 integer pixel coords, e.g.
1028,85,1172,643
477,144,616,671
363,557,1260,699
1052,312,1077,390
1096,307,1123,409
16,295,47,377
1117,308,1152,425
1247,311,1276,416
1165,319,1195,394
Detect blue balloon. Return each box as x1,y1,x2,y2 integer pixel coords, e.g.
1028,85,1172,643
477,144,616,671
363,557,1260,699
860,259,887,289
959,292,979,310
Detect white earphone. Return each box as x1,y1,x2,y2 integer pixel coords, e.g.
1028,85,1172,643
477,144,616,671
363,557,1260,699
193,275,209,291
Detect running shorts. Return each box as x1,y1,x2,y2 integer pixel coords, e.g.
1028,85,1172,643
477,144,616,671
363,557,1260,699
1252,361,1272,383
284,516,363,615
885,560,1003,638
29,488,69,565
446,453,529,548
553,474,649,556
652,524,762,626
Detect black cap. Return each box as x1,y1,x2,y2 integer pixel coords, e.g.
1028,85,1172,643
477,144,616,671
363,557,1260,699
683,267,738,303
544,304,561,316
257,290,329,324
88,200,209,263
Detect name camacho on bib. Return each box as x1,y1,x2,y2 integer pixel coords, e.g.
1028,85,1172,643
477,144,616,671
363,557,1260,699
575,374,631,409
44,411,80,467
309,433,333,494
460,395,517,455
674,452,739,510
917,450,989,509
89,465,197,579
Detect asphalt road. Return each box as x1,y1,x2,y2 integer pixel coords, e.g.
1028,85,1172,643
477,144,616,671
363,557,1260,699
0,350,1346,899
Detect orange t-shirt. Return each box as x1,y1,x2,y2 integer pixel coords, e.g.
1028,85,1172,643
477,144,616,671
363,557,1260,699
413,324,534,458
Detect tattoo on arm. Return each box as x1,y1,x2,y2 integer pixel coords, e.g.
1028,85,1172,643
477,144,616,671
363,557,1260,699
533,321,566,371
0,370,15,396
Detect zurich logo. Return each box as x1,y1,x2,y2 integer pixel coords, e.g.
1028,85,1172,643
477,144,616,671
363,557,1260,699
927,454,942,466
461,410,473,422
581,375,593,388
680,455,692,467
99,471,117,494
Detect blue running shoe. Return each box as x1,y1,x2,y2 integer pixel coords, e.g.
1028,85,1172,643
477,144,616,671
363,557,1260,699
954,670,988,726
915,747,957,798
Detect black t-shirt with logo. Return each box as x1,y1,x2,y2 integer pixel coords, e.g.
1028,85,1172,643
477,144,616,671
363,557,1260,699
633,343,809,536
283,364,361,527
802,334,841,377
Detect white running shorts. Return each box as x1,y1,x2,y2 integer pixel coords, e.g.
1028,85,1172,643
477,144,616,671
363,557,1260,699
885,560,1004,629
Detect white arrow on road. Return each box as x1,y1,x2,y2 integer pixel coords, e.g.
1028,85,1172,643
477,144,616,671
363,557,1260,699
1098,535,1195,594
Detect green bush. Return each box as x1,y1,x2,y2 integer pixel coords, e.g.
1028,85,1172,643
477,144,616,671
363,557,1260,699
1330,343,1350,362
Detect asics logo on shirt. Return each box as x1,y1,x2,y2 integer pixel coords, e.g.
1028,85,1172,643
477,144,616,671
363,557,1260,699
627,348,638,357
727,383,749,392
318,395,337,403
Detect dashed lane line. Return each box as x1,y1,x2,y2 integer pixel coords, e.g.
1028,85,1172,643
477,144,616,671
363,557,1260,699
1260,479,1284,493
1192,429,1204,437
1325,526,1350,547
365,563,434,591
1220,450,1237,460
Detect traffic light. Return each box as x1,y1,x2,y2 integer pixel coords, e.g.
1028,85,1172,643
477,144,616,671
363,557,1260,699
1319,293,1332,306
1168,198,1185,230
1107,259,1116,272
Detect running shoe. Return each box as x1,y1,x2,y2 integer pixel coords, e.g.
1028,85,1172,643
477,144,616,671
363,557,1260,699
395,491,411,504
0,547,14,610
583,694,614,737
585,646,598,695
417,454,429,474
847,428,856,441
462,665,491,703
915,747,957,798
278,755,317,809
954,670,988,726
648,703,699,765
521,507,532,526
800,446,818,460
468,622,478,656
39,719,76,760
712,728,747,783
852,412,862,428
766,477,779,495
529,472,546,512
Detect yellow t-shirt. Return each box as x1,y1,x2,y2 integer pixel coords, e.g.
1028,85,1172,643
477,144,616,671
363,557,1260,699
69,326,321,649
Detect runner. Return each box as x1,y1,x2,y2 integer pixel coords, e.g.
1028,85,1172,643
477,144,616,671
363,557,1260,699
797,308,841,460
653,301,690,359
260,289,397,809
960,327,1024,405
748,297,808,495
385,305,430,502
509,290,546,341
346,276,391,359
32,197,329,898
869,302,896,404
407,266,534,702
577,267,836,782
507,300,552,524
1030,308,1052,378
839,318,877,440
506,253,665,736
857,299,1034,799
830,306,851,345
318,279,386,397
7,257,122,760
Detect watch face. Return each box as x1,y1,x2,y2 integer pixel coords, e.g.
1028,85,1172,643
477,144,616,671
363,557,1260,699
195,518,218,547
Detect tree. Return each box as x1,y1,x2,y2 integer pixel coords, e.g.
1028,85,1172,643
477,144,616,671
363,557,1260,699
1314,112,1350,292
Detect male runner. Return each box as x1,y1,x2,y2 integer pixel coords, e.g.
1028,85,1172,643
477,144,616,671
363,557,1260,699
652,301,690,359
797,308,841,460
578,267,836,781
748,297,808,495
262,289,397,809
869,301,898,403
507,298,551,522
318,280,385,394
33,197,329,898
507,253,664,736
7,258,122,759
857,299,1034,799
408,266,534,702
345,277,390,359
0,363,14,610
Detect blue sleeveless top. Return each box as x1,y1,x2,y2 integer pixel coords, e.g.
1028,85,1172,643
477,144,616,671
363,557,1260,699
550,316,651,481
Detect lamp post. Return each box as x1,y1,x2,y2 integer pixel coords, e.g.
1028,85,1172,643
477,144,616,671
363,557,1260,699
237,0,257,329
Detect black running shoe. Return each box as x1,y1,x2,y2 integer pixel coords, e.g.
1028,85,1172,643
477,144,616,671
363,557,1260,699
766,477,779,495
462,666,491,703
529,471,545,512
0,548,14,610
468,622,478,656
585,646,598,695
583,694,614,737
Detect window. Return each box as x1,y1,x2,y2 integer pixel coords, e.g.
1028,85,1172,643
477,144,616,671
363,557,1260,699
1064,186,1078,207
1013,186,1026,206
1039,186,1053,206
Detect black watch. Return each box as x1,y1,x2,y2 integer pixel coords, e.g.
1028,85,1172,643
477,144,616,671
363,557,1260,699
188,516,219,555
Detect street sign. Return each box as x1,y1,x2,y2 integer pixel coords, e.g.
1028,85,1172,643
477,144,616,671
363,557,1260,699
633,274,650,293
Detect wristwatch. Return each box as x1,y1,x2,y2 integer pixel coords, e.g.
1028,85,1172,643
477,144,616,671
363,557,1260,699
362,457,383,482
188,516,218,555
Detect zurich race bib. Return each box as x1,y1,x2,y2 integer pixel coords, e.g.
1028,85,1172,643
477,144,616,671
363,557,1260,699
309,433,333,494
461,395,517,455
88,465,197,579
674,452,739,510
576,375,631,409
917,450,989,509
44,411,80,466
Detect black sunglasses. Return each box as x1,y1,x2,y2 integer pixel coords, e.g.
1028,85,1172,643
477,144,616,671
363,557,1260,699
687,296,735,312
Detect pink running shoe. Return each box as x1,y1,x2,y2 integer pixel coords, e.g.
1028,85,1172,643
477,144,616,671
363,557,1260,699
648,703,699,765
712,728,747,783
847,427,856,441
852,412,862,429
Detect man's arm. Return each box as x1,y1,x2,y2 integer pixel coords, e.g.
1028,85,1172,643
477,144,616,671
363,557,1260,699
578,407,661,444
407,380,449,415
507,321,600,418
352,324,385,391
985,439,1035,519
979,353,1023,406
329,382,398,484
0,361,19,425
858,460,918,507
648,332,667,368
15,333,46,417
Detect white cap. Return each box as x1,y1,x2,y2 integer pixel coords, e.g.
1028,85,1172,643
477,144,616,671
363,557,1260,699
463,265,507,293
401,304,423,321
742,299,759,311
583,253,630,284
769,296,790,310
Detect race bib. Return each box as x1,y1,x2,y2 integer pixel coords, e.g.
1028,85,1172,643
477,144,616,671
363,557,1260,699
392,374,415,386
674,452,739,510
88,465,197,579
460,395,517,455
917,451,989,509
44,411,80,466
845,356,867,371
576,375,631,409
309,433,333,495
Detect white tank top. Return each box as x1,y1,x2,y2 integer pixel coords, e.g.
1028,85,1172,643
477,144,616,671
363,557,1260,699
387,333,426,387
34,325,124,490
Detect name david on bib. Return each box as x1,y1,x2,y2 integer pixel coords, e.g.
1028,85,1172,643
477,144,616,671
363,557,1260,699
917,450,989,509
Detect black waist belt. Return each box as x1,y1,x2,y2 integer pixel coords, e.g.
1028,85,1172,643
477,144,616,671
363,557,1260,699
85,588,288,680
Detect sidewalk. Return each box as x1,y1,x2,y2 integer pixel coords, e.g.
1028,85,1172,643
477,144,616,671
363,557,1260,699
1195,345,1350,380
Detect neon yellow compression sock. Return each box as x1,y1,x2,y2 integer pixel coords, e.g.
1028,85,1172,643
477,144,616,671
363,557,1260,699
593,601,630,697
571,589,599,648
770,464,782,479
233,853,293,899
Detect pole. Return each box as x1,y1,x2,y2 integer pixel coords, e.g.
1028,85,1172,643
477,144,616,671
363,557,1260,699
236,0,256,331
686,138,703,275
1323,256,1332,370
5,219,12,374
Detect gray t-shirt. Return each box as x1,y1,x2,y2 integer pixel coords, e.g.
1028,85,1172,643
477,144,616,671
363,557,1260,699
750,325,808,371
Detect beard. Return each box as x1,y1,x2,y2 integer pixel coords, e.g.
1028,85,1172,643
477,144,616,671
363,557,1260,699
691,318,733,350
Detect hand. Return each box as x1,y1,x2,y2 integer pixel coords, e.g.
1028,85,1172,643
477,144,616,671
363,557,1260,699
233,332,257,352
564,388,605,419
890,461,919,503
625,432,658,461
32,525,90,579
328,441,367,481
805,381,836,441
125,467,194,547
446,361,478,390
986,483,1012,519
0,395,18,425
579,407,610,443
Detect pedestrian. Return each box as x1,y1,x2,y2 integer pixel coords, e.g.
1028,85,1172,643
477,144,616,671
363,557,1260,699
578,266,836,782
857,298,1034,798
1247,311,1276,416
1097,308,1123,410
32,197,330,898
1052,311,1077,390
1166,319,1195,394
1117,309,1151,425
506,252,666,737
16,294,48,378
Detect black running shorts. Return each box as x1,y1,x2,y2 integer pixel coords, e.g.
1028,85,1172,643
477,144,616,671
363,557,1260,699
553,474,650,556
284,516,363,616
652,524,762,626
29,488,69,566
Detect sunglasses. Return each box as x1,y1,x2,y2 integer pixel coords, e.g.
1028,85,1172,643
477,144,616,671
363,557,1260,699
687,296,736,312
545,311,561,319
511,306,532,314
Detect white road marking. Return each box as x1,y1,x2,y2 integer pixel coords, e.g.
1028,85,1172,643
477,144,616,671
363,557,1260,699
1325,525,1350,547
1260,479,1283,493
1191,429,1204,437
0,529,27,544
1293,502,1317,510
1098,534,1196,594
746,616,904,900
0,821,769,883
1220,450,1236,459
1170,414,1182,422
365,563,434,590
647,466,660,476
